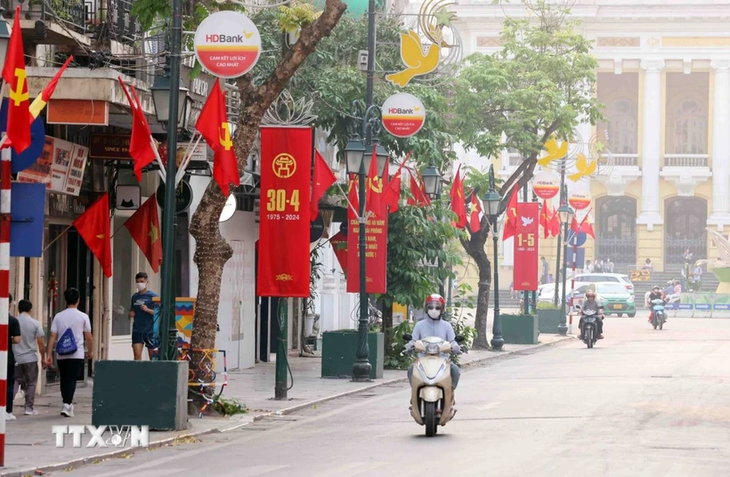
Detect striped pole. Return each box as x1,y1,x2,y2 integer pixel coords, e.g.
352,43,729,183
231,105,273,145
569,238,577,335
0,142,11,465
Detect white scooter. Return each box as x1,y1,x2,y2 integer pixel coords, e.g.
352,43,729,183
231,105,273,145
404,334,463,437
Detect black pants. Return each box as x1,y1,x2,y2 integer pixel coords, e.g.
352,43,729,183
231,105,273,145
57,359,84,405
6,363,14,413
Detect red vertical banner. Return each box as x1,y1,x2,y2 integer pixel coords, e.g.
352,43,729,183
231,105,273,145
513,202,539,291
346,177,388,293
258,127,312,297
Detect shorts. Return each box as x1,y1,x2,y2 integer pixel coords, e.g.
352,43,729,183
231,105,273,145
132,331,155,348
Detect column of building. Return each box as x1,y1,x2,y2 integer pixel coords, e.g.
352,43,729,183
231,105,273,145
709,60,730,231
637,60,665,230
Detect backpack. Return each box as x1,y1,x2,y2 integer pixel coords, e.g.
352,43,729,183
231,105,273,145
56,327,78,355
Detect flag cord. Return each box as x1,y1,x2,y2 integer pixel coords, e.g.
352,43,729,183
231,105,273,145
335,181,361,219
42,224,74,253
109,220,129,241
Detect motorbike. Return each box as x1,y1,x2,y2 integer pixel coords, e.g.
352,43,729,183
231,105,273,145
579,306,599,349
403,334,463,437
651,298,667,330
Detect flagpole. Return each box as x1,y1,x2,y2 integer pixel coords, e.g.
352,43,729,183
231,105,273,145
42,223,74,253
0,141,10,465
175,132,201,187
151,137,166,183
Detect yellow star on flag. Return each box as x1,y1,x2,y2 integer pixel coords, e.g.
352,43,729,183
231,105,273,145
148,223,159,243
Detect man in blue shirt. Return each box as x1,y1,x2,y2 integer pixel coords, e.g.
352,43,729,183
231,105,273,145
129,272,158,360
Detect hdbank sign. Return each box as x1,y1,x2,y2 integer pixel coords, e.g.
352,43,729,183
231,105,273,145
194,11,261,78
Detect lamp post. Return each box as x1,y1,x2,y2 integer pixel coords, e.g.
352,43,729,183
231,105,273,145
556,188,574,336
344,108,387,382
151,3,190,360
421,162,444,296
484,167,504,351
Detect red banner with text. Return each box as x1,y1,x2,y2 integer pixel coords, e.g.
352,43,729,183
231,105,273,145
258,127,312,297
513,202,539,291
346,176,388,294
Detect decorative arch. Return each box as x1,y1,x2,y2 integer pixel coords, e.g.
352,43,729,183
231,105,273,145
595,196,637,265
664,196,708,263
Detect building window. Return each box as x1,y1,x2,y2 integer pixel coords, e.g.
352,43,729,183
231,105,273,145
671,99,707,154
606,99,637,154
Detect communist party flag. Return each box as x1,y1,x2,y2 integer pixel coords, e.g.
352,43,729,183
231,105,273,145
196,79,240,196
118,77,156,182
469,191,483,232
502,188,519,240
124,195,162,273
540,200,551,238
310,150,337,220
450,165,467,229
407,172,431,206
2,7,32,153
365,145,384,216
29,56,73,119
383,161,406,214
73,193,112,278
348,174,359,214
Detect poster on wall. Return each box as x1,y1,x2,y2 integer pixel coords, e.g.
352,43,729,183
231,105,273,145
513,202,539,291
17,136,88,197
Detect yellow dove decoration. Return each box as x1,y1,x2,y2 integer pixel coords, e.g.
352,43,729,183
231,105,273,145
568,153,597,182
537,138,569,166
386,30,441,87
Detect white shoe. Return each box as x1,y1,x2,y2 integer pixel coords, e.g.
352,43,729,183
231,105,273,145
61,403,73,417
5,413,16,421
24,408,38,416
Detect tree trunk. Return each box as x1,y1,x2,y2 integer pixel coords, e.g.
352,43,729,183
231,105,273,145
382,302,393,351
460,223,491,349
187,0,347,410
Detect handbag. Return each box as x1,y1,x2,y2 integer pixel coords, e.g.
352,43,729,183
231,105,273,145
56,327,78,355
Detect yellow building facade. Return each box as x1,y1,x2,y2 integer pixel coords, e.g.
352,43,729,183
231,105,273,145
450,1,730,288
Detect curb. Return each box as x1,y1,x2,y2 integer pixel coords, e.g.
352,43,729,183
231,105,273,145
2,335,572,476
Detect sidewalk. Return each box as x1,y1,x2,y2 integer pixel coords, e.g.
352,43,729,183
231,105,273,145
1,333,570,476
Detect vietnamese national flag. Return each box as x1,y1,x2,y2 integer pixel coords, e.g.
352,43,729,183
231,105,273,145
73,193,112,278
29,55,73,119
450,165,467,229
550,206,561,237
310,149,337,220
502,188,518,240
469,191,483,232
407,172,431,207
579,210,596,239
540,200,551,239
196,79,240,196
2,7,32,153
124,194,162,273
383,161,406,214
118,77,157,182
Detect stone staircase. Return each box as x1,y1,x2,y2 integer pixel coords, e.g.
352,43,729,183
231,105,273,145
631,266,720,299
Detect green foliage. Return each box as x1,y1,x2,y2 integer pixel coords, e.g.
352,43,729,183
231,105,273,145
445,283,477,365
212,397,249,416
384,321,415,370
278,2,322,33
536,301,561,310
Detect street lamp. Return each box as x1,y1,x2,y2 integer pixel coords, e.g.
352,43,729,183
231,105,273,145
421,162,441,198
344,104,387,382
553,181,573,336
484,166,504,351
151,65,191,128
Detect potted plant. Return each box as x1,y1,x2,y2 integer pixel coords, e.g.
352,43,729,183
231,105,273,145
536,302,565,334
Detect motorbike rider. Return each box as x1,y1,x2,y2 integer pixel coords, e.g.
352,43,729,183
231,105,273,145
648,285,666,323
578,290,604,340
405,294,461,392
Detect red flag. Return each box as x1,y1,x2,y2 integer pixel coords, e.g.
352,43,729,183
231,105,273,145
450,165,467,229
124,194,162,273
550,206,561,237
2,7,32,153
73,193,112,278
329,231,348,273
571,216,580,233
118,77,157,182
29,55,73,120
310,150,337,220
365,145,383,216
407,172,431,206
383,162,405,214
469,191,483,232
540,200,550,239
196,79,240,196
502,188,518,240
348,174,359,214
579,211,596,239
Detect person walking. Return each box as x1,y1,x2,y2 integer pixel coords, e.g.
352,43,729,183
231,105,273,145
46,288,92,417
12,300,45,416
6,294,20,421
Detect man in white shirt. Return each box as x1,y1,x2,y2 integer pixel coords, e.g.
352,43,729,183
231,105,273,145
12,300,45,416
46,288,93,418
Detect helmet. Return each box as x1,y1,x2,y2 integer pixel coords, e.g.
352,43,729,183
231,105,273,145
424,294,446,320
653,285,661,291
585,290,596,299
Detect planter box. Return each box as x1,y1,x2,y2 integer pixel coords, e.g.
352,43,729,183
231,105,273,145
92,360,188,431
501,314,539,345
537,309,564,334
321,331,384,379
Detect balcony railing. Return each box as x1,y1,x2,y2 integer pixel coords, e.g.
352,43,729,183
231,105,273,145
104,0,140,44
507,152,523,167
664,154,709,168
607,154,638,167
4,0,92,36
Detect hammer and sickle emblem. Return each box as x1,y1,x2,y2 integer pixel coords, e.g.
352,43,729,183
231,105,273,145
272,153,297,179
368,176,383,194
9,68,28,106
219,122,233,151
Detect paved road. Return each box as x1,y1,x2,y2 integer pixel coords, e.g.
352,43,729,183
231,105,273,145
67,317,730,477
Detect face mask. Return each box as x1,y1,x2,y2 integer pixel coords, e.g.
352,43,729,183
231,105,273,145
427,309,441,319
136,283,147,292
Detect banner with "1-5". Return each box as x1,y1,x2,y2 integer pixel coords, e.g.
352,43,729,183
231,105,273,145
258,127,312,297
513,202,539,291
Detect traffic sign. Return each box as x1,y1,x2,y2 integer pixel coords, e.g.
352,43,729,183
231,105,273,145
567,230,587,247
0,98,47,173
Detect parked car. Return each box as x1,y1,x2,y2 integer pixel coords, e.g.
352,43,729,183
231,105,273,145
573,282,636,317
573,273,635,295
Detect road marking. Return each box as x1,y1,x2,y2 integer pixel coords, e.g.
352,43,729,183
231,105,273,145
477,401,502,411
313,462,388,477
222,465,290,476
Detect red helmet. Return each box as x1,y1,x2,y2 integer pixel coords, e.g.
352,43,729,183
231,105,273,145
424,294,446,310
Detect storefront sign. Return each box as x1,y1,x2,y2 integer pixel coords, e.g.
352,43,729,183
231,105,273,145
17,136,88,197
568,187,591,210
194,11,261,78
513,202,539,291
532,170,560,200
347,177,388,294
89,134,130,160
47,99,109,126
381,93,425,138
258,127,312,297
